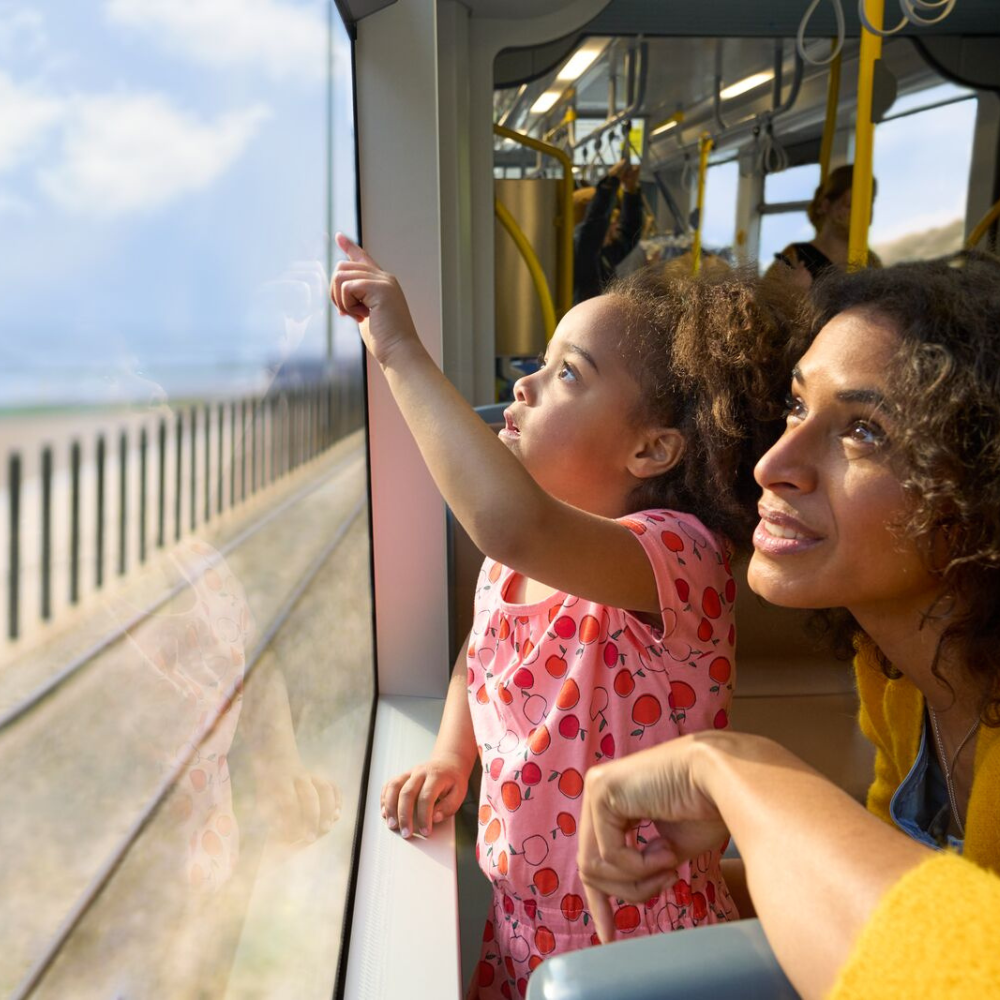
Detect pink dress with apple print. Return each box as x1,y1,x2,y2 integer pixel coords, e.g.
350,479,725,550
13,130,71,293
465,509,739,1000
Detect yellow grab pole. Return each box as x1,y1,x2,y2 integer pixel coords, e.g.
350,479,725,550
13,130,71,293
819,44,842,187
848,0,883,271
692,131,714,276
966,197,1000,250
494,198,557,340
493,124,574,318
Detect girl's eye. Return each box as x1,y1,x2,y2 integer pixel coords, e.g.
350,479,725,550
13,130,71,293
846,419,887,450
557,361,578,383
535,352,547,369
783,393,805,421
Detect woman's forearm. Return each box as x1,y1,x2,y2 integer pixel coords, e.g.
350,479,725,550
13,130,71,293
692,733,932,998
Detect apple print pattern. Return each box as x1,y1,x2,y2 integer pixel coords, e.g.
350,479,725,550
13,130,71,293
465,509,738,1000
128,539,254,892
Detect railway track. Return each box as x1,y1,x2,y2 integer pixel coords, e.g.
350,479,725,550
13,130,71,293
0,440,371,997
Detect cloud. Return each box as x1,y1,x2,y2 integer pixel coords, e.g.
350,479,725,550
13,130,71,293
105,0,327,82
39,92,270,217
0,70,64,172
0,5,48,60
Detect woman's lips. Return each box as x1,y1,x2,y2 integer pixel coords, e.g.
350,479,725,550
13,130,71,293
753,508,823,555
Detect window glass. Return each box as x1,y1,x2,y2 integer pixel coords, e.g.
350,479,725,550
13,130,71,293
887,80,972,118
869,86,977,264
765,163,819,205
759,211,817,272
0,4,372,997
700,159,739,251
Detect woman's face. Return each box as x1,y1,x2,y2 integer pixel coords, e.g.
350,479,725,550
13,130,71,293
748,309,940,620
825,189,852,238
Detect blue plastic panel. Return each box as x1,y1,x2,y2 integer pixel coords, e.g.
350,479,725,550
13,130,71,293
526,919,799,1000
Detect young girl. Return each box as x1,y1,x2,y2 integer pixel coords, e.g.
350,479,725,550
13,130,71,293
332,234,793,999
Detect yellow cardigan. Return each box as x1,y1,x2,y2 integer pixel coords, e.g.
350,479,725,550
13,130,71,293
854,648,1000,874
827,656,1000,997
830,853,1000,998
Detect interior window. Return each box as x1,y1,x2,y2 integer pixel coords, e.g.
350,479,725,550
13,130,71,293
0,4,373,997
765,162,820,204
700,159,740,252
869,83,977,264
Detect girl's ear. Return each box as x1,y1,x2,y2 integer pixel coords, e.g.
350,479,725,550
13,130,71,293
627,427,685,480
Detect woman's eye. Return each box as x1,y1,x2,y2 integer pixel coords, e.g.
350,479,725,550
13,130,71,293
846,419,886,449
783,393,805,421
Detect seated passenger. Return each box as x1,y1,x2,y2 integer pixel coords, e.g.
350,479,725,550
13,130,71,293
578,252,1000,998
573,158,644,304
766,164,880,290
332,236,796,999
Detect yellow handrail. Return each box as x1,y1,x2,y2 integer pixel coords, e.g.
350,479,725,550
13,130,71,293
493,124,573,318
691,131,714,276
848,0,883,271
494,198,557,341
967,197,1000,250
819,45,842,187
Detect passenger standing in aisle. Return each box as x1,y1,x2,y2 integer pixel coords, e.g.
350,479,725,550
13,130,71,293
573,158,644,304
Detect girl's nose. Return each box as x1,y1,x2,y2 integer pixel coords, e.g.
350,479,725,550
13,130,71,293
513,371,536,404
754,424,817,495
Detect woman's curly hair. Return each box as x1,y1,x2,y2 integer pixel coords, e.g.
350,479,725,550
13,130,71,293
606,265,801,550
807,251,1000,723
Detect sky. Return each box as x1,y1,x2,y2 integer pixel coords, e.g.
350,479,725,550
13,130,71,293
0,6,982,408
0,0,360,407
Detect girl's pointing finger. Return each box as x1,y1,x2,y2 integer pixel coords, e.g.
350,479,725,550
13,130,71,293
335,231,378,267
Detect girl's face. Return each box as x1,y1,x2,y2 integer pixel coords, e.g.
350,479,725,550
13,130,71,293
748,309,941,620
501,297,653,516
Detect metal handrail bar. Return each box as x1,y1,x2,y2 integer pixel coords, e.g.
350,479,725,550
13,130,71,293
567,40,648,153
848,0,884,269
494,198,558,340
493,124,574,317
691,132,715,275
819,45,844,185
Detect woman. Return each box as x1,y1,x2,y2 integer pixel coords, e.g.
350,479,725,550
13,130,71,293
578,252,1000,997
766,164,879,289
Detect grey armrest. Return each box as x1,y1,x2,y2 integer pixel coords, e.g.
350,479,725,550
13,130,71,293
526,919,799,1000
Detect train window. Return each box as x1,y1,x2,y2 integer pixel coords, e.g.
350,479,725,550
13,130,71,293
765,163,820,204
869,82,977,263
700,159,740,253
0,3,371,997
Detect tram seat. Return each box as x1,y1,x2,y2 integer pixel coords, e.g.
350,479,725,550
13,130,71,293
525,919,798,1000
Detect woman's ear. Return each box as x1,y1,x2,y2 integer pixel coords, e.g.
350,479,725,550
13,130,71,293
627,427,685,480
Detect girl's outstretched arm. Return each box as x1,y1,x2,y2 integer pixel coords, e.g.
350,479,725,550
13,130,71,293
577,731,931,999
381,635,478,840
331,234,662,615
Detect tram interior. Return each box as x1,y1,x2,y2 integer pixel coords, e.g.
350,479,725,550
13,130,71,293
1,0,998,997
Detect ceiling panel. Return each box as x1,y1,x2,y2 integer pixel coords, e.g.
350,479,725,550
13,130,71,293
583,0,999,36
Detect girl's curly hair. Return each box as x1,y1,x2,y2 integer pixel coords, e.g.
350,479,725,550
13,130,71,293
606,265,801,550
807,251,1000,724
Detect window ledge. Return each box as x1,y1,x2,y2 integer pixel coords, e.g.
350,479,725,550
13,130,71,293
344,695,462,998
